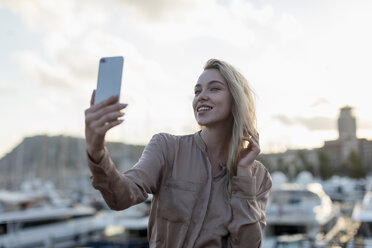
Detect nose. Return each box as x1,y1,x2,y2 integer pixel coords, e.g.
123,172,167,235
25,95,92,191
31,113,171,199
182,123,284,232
197,89,209,101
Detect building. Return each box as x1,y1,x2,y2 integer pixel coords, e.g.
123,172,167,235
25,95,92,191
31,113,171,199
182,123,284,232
260,106,372,177
323,106,359,171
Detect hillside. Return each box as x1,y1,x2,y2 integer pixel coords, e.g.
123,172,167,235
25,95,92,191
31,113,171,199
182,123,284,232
0,135,145,191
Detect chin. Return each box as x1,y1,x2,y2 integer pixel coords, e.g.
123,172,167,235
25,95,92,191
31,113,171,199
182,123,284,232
196,120,214,127
196,118,209,126
196,121,207,126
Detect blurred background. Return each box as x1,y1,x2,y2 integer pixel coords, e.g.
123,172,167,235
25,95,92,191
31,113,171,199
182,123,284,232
1,0,372,247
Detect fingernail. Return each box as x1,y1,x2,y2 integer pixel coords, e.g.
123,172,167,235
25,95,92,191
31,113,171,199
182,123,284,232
122,104,128,107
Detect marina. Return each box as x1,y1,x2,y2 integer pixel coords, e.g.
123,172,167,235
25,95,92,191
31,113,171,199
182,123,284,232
263,182,340,247
1,176,372,248
347,191,372,247
0,187,151,248
262,172,372,248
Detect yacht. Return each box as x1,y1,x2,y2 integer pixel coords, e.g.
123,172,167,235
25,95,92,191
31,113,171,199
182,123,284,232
322,176,366,204
347,191,372,247
0,205,103,248
262,183,340,248
85,195,151,247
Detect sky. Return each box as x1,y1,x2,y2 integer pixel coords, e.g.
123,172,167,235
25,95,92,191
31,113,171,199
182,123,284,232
1,0,372,157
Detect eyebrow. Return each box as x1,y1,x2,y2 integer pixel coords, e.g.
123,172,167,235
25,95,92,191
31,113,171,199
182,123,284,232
194,80,225,87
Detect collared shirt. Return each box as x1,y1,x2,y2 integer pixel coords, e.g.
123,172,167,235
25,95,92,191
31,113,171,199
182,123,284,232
87,132,272,247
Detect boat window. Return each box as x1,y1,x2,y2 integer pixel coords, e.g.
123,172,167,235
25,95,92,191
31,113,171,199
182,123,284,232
21,213,92,229
272,225,306,235
22,217,69,229
0,223,7,235
357,222,372,237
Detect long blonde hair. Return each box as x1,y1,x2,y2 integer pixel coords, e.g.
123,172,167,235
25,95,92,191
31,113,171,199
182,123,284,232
204,59,257,194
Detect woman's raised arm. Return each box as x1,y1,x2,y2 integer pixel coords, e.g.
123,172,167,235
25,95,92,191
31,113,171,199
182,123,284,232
84,90,127,162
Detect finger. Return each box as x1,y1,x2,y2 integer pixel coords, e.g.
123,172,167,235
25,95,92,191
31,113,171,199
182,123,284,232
90,95,120,112
90,90,96,107
92,111,125,128
245,130,260,144
243,136,256,144
242,136,253,149
96,103,127,117
86,103,127,124
86,95,120,116
246,129,259,139
97,119,124,134
243,136,260,150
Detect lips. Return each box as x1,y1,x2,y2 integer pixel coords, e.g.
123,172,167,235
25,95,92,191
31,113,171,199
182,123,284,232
197,105,213,112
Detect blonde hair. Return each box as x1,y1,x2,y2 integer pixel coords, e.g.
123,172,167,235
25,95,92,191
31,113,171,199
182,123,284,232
204,59,257,194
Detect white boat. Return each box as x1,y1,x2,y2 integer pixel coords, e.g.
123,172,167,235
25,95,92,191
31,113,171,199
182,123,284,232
86,196,151,247
0,190,47,212
0,186,151,248
0,205,103,248
262,183,340,248
322,176,366,204
347,191,372,247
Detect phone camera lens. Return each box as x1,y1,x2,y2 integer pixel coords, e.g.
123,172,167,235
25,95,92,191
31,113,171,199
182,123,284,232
101,58,106,63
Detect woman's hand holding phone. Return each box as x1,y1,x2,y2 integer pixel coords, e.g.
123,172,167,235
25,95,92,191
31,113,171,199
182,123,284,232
84,90,127,163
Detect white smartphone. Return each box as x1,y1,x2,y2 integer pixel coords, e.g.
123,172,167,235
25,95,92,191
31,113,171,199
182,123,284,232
94,56,124,105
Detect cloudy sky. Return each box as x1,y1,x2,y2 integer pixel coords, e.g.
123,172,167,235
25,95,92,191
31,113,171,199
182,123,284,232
1,0,372,157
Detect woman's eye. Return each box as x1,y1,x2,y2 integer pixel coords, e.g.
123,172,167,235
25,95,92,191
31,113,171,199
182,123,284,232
211,87,220,91
194,90,201,95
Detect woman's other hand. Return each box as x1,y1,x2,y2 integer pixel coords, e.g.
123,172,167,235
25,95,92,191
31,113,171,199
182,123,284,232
237,131,261,177
84,90,127,162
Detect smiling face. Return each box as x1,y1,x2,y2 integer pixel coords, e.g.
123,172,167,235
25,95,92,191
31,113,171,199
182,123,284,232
192,69,233,127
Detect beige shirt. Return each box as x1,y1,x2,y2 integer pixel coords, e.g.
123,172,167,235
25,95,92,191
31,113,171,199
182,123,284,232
88,132,272,248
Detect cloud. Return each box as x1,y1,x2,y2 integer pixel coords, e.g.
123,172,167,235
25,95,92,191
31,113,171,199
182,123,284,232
0,79,20,96
14,51,73,89
272,115,294,125
310,97,330,107
13,28,176,95
230,0,274,25
7,1,160,90
296,116,335,131
125,0,259,47
117,0,196,21
272,115,335,131
7,0,274,92
272,13,305,43
5,0,108,31
118,0,274,26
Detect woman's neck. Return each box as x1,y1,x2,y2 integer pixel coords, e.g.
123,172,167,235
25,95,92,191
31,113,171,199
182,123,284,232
200,125,232,162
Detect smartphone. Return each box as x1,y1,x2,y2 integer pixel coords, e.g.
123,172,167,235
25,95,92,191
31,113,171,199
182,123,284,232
94,56,124,105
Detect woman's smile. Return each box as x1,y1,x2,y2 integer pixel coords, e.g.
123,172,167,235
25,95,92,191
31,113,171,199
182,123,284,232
197,105,213,113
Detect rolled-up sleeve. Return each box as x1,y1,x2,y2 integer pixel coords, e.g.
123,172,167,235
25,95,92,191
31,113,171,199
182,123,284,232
87,134,166,210
228,161,272,247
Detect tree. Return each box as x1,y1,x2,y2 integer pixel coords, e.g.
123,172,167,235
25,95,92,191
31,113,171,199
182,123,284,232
277,157,287,174
318,149,333,180
297,150,315,176
346,151,366,179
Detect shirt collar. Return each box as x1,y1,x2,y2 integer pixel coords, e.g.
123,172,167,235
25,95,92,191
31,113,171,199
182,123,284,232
194,130,208,155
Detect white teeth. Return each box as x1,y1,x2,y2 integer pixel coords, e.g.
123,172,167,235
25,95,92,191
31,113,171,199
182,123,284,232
198,106,212,112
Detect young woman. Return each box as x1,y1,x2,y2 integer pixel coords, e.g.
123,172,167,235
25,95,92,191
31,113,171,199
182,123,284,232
85,59,272,247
